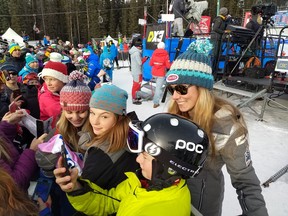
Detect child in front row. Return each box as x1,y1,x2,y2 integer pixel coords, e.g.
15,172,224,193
54,113,209,216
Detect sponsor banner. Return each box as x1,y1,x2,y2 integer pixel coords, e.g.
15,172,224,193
274,11,288,27
145,23,166,50
190,16,211,34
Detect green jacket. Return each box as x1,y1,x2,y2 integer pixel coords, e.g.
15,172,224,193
68,172,191,216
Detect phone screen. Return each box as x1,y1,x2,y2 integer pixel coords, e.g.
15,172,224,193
32,178,53,202
9,102,19,113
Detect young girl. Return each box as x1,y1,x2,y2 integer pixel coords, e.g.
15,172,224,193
38,60,69,128
54,113,209,215
80,84,139,189
36,70,93,216
57,70,94,153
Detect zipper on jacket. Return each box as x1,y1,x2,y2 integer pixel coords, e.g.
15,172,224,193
198,179,206,211
239,190,249,213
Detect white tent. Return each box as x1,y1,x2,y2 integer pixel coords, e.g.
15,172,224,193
1,27,25,47
104,35,118,46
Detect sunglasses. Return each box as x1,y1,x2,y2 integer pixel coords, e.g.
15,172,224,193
8,71,18,76
127,121,145,153
167,84,192,95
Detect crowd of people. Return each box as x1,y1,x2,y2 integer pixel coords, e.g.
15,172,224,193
0,26,269,216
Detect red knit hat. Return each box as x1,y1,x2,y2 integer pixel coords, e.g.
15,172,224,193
40,61,69,83
60,70,91,111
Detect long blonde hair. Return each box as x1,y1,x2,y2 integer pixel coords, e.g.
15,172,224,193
168,87,247,157
0,167,38,216
87,114,130,153
56,110,94,153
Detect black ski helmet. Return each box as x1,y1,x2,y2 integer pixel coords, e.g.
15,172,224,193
139,113,209,178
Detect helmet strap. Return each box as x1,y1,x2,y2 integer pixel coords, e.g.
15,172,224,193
146,159,181,191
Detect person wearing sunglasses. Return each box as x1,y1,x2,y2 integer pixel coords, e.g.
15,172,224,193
53,113,209,215
165,39,268,216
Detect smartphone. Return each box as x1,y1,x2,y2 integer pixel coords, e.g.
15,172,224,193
32,178,53,202
36,120,44,139
61,144,70,176
9,102,19,113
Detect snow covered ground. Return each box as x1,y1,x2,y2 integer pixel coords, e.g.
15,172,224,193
112,60,288,216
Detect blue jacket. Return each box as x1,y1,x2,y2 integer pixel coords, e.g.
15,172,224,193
18,64,38,81
99,46,114,80
85,53,102,90
110,43,118,59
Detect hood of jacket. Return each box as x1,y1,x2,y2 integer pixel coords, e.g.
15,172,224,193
129,46,141,55
153,48,169,57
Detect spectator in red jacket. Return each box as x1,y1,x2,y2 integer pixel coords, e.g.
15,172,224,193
38,60,68,128
149,42,171,108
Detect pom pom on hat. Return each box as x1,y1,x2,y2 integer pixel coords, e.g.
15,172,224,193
25,53,38,65
89,84,128,115
60,70,91,111
9,43,21,54
157,42,165,49
49,52,63,62
166,39,214,90
40,61,68,83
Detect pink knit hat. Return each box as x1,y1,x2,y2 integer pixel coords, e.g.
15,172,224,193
60,70,91,111
40,61,69,83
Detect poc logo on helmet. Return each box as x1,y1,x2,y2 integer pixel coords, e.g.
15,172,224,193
175,139,203,153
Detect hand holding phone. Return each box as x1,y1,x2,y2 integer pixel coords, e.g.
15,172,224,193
9,101,19,113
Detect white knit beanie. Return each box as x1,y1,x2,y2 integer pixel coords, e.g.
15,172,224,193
157,42,165,49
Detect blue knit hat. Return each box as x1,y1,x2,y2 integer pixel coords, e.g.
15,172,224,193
25,53,38,65
9,43,21,54
89,84,128,115
166,39,214,90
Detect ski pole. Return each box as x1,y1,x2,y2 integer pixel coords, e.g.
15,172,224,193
262,164,288,188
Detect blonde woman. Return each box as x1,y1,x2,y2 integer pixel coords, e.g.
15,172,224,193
165,39,268,216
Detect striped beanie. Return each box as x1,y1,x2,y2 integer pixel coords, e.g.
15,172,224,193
60,70,91,111
166,39,214,90
89,84,128,115
9,43,21,54
40,60,69,83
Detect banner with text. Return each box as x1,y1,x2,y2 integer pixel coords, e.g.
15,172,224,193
145,23,166,50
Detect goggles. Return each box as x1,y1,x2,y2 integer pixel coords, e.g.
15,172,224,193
127,121,145,153
167,84,192,95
